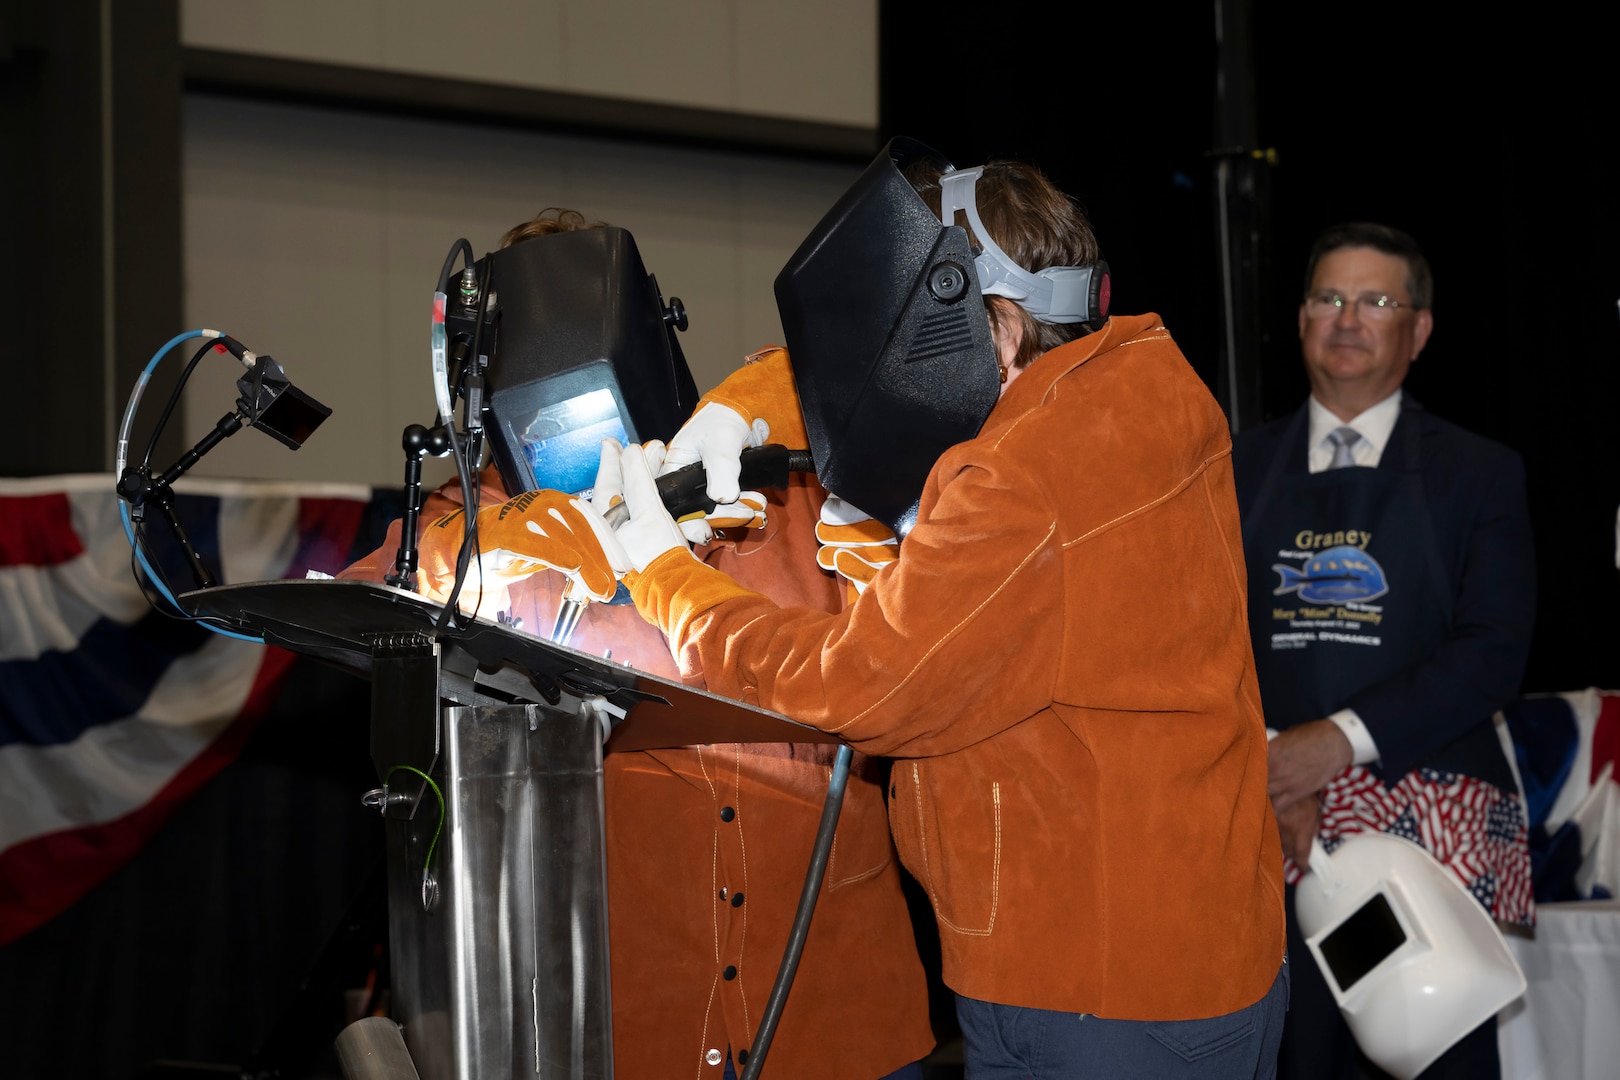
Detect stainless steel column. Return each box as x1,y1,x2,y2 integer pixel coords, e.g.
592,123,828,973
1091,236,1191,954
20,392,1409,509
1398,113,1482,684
443,701,614,1080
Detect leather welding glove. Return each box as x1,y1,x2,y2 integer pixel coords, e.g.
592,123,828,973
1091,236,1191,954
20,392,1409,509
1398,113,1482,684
660,348,809,537
416,489,625,614
598,439,696,573
680,491,771,545
625,420,771,544
814,496,899,600
660,401,766,506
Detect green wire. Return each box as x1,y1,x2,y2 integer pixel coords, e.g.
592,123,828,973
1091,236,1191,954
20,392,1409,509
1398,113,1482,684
385,765,445,875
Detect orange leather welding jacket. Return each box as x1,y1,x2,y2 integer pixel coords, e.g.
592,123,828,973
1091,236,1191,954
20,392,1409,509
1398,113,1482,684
630,315,1286,1020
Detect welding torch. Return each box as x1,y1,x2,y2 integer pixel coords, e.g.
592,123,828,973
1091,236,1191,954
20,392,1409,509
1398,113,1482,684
549,444,816,645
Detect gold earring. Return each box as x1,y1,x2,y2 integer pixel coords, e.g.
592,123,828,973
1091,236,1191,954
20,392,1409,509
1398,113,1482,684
998,364,1008,384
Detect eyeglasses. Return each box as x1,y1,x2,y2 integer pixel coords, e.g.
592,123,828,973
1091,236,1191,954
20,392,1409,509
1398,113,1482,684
1304,290,1416,321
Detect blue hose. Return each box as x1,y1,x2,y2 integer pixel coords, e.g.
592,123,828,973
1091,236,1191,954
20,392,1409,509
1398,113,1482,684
116,329,264,643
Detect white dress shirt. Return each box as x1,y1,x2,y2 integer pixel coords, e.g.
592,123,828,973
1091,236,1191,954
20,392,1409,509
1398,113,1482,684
1275,390,1405,765
1306,389,1403,474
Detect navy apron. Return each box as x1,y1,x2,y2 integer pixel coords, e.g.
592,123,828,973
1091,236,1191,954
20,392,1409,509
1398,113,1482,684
1241,401,1513,789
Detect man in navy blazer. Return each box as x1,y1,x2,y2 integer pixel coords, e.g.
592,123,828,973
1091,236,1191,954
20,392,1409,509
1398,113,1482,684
1231,223,1535,1080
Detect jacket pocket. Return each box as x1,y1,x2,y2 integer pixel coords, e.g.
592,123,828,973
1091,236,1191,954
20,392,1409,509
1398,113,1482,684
890,761,1001,937
826,773,893,891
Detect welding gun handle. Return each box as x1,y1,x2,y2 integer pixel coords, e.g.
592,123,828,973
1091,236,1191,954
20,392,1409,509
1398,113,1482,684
656,443,807,518
602,444,813,528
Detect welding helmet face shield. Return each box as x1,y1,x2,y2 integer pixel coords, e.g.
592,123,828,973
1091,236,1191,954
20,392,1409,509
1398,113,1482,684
775,138,1111,536
774,137,1001,537
1294,834,1526,1079
474,226,698,497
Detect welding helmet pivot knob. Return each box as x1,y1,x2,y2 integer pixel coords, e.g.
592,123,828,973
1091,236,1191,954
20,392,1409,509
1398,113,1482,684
663,296,689,332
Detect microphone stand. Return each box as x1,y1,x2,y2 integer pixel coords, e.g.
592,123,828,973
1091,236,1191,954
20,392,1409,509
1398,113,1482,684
115,341,332,599
384,423,453,590
117,408,250,590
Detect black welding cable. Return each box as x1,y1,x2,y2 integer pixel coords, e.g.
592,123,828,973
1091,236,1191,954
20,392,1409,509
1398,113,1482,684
140,338,229,468
738,743,854,1080
437,237,475,295
435,254,495,628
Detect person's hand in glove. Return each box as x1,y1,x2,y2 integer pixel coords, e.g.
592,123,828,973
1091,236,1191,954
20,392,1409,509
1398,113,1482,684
415,488,623,613
814,496,899,601
660,348,806,542
681,491,771,544
595,439,696,573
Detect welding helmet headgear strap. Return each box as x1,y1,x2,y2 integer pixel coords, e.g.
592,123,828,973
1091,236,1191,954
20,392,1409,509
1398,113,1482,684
937,165,1110,330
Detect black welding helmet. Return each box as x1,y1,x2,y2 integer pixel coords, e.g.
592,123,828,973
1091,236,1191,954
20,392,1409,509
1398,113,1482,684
774,137,999,537
473,226,698,497
776,139,1112,535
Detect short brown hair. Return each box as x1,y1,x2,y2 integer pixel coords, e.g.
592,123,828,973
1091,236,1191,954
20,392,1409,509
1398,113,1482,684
499,207,606,249
1304,222,1433,310
907,159,1103,370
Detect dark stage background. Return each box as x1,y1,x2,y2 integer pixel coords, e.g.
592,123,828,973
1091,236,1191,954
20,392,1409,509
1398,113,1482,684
883,0,1620,694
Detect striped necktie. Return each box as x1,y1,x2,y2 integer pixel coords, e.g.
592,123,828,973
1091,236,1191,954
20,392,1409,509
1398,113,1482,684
1326,426,1363,469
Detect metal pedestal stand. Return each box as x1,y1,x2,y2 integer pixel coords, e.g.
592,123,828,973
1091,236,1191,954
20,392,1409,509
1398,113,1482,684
183,580,839,1080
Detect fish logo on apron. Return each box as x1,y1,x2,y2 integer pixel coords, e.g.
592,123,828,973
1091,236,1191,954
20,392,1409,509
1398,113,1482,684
1267,540,1388,652
1272,545,1389,604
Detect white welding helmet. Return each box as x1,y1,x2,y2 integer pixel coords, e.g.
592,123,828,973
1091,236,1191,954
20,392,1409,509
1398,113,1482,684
1294,834,1526,1079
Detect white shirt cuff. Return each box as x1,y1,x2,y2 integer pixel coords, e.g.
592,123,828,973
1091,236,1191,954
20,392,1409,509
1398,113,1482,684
1327,709,1380,765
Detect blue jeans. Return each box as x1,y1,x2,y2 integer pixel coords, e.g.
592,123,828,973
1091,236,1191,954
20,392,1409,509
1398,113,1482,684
956,961,1289,1079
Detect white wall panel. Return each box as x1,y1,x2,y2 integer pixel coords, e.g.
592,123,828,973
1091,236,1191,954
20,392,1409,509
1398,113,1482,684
382,0,566,89
181,0,876,128
181,95,857,486
561,0,735,113
737,0,875,127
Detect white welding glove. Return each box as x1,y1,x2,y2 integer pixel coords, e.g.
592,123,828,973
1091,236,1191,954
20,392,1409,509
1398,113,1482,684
596,439,693,573
661,401,769,506
814,496,899,598
677,492,771,546
656,401,773,543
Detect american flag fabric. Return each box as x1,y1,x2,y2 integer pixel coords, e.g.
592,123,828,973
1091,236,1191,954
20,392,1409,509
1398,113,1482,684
1503,689,1620,901
0,474,390,945
1524,689,1620,834
1283,764,1535,926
